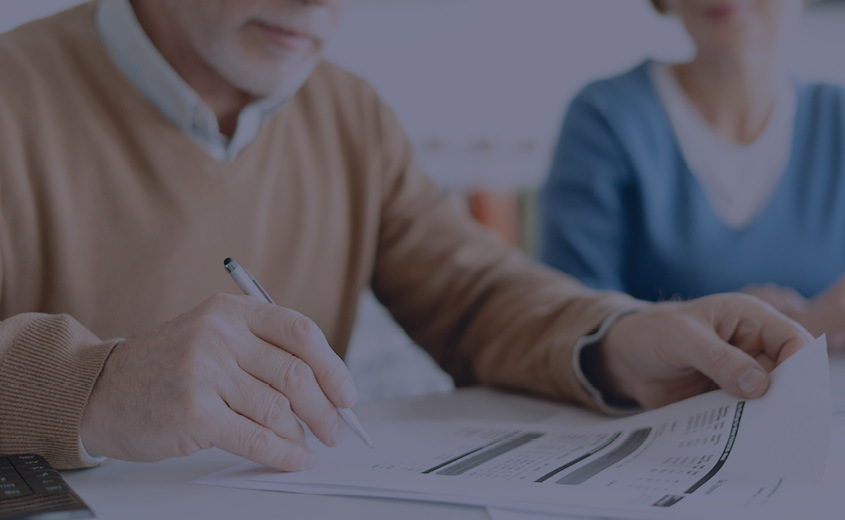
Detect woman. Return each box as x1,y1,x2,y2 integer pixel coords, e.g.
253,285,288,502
539,0,845,346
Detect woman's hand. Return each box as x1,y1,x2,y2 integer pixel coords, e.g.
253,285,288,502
743,278,845,350
792,276,845,350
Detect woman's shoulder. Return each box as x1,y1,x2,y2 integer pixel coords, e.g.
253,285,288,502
566,61,667,138
562,61,671,152
792,81,845,142
571,61,658,110
796,81,845,113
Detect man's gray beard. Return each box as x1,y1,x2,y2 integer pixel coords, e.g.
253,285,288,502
198,42,321,100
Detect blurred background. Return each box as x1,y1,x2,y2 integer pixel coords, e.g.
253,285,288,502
4,0,845,400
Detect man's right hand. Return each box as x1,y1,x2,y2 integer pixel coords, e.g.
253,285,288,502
79,293,358,471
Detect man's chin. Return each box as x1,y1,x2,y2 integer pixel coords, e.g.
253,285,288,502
219,59,321,99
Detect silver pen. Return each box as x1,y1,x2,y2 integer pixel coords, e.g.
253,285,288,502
223,258,374,449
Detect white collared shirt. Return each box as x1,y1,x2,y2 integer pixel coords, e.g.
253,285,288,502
95,0,287,162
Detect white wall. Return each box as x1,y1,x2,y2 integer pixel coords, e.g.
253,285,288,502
327,0,688,188
3,0,844,189
327,0,845,189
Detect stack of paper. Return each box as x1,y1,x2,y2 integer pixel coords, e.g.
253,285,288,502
195,337,834,519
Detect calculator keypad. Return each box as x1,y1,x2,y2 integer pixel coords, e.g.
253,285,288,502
0,454,92,519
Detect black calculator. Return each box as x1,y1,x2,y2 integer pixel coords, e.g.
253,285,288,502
0,454,93,519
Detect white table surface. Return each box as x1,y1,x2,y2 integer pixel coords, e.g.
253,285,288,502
61,351,845,520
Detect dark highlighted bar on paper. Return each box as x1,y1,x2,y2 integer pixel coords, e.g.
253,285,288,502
421,435,512,475
653,495,684,507
436,433,545,476
556,428,652,485
535,432,621,483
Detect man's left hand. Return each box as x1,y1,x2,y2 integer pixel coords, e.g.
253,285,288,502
596,294,812,409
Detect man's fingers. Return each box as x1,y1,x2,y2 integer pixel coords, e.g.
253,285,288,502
685,332,771,399
213,406,317,472
218,372,306,445
723,296,811,365
237,299,357,408
753,352,776,373
601,294,812,410
238,339,343,447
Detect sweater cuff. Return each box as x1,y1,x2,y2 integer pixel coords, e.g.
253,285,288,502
572,308,643,415
0,314,120,469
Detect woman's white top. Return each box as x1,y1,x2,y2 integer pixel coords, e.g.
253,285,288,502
649,61,797,229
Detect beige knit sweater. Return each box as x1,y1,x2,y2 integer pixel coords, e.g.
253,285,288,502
0,3,641,469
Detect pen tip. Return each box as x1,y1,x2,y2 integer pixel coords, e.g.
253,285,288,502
223,258,233,266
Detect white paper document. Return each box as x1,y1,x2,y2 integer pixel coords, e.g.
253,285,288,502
487,394,845,520
195,337,831,519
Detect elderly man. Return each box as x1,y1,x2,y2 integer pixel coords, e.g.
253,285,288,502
0,0,809,471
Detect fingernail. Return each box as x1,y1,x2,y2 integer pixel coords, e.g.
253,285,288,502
340,378,358,407
737,368,766,394
330,421,345,446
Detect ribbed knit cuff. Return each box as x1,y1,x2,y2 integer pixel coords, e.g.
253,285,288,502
0,313,120,469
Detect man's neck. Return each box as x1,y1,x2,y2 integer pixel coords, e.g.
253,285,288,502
673,50,787,144
130,0,255,138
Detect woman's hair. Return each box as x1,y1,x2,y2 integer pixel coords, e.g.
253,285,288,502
650,0,668,14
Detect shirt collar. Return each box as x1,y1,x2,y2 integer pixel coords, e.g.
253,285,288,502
95,0,287,162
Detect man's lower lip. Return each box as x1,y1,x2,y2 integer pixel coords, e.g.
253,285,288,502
254,23,312,51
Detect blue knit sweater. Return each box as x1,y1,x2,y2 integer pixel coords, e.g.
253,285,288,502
540,61,845,301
